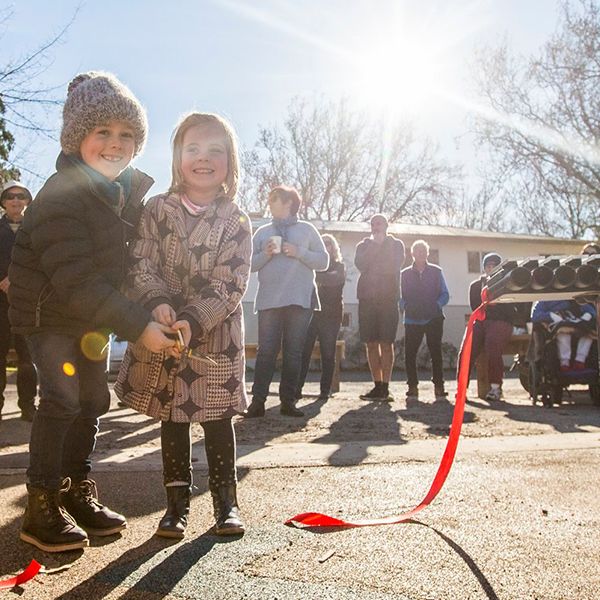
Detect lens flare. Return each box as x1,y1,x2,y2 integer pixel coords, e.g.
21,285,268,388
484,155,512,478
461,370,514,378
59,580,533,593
63,362,76,377
81,331,110,362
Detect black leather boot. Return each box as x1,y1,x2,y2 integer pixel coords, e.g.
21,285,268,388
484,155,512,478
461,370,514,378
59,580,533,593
211,484,245,536
61,478,127,536
244,398,265,418
156,485,191,539
21,485,89,552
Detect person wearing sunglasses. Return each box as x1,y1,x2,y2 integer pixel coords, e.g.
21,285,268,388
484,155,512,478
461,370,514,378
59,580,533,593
0,180,37,423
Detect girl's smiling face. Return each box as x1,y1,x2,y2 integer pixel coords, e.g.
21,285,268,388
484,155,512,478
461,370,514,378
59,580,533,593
180,124,229,202
79,121,135,180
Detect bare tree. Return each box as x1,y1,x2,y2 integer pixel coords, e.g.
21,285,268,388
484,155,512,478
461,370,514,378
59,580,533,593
0,5,78,183
473,0,600,239
240,96,462,224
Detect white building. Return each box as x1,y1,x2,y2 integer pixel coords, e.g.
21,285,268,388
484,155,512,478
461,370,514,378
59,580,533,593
243,219,586,362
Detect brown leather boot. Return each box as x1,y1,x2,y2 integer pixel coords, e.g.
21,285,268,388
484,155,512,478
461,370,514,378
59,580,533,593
21,485,89,552
61,478,126,536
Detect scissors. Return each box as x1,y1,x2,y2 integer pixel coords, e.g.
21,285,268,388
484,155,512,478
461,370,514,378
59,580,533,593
174,329,218,366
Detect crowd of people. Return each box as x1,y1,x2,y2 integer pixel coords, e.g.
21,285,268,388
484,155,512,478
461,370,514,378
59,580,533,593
1,70,598,555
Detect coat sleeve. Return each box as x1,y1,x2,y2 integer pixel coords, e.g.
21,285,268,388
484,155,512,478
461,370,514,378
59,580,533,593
296,225,329,271
251,227,271,272
354,239,376,272
126,201,173,311
31,199,150,342
180,210,252,337
437,270,450,308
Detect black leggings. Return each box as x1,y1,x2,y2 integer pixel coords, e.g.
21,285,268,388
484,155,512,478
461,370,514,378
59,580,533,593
161,418,237,490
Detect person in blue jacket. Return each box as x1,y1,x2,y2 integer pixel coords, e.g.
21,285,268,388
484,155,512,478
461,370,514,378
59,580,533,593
400,239,450,399
531,300,596,372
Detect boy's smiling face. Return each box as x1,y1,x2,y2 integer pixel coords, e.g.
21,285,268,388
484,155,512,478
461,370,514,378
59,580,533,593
79,120,136,180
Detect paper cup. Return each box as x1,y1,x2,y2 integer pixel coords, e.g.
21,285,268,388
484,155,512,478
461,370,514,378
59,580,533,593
269,235,282,254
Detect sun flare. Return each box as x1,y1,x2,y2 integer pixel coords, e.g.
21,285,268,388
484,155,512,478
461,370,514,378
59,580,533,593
352,36,442,117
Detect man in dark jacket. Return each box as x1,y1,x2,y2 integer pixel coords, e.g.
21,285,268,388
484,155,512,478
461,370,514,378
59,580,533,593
0,180,37,422
401,239,449,400
354,214,405,401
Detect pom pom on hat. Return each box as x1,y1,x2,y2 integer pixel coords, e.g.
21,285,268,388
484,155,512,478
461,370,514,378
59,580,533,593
60,71,148,157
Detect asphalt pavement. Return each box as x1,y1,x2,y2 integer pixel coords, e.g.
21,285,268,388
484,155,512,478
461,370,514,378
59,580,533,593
0,376,599,600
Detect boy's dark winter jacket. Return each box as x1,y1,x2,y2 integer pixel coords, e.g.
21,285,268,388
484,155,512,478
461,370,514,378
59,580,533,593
8,153,153,341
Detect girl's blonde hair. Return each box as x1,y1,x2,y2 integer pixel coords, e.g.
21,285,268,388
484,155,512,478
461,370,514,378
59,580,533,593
321,233,342,262
169,112,239,199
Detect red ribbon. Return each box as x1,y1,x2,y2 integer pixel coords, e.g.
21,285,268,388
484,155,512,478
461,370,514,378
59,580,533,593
0,560,41,589
285,294,489,528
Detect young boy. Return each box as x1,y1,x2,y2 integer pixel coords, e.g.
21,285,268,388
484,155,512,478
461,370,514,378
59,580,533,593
8,72,176,552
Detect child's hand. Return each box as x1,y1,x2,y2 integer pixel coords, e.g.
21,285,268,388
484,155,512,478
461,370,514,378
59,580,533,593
282,242,298,257
172,320,192,348
152,303,176,326
0,277,9,293
138,322,177,353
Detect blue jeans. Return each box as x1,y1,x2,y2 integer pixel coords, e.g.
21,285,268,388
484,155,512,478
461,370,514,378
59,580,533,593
251,306,312,405
297,309,342,396
26,332,110,490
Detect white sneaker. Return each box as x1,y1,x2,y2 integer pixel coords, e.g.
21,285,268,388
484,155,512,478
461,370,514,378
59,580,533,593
485,387,502,402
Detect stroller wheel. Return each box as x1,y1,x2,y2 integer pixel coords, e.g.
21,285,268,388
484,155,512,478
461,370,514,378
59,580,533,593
550,385,563,406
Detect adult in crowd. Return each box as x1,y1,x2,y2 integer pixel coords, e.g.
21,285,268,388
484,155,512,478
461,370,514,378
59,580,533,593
469,252,519,402
245,185,328,418
0,180,37,422
401,239,449,400
296,234,346,402
354,214,405,402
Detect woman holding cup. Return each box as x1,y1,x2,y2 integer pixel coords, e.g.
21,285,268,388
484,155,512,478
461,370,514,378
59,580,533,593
246,186,329,418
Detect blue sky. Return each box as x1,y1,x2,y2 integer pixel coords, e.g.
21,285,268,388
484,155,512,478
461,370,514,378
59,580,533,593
4,0,561,196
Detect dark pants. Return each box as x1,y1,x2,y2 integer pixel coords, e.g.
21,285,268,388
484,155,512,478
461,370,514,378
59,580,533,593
161,418,236,489
297,309,342,396
0,299,37,411
404,317,445,387
251,306,313,406
470,319,513,385
26,332,110,490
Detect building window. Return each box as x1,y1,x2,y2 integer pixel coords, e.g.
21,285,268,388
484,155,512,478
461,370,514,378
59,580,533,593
467,250,492,273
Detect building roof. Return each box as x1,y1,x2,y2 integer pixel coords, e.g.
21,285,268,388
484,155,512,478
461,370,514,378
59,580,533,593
250,218,585,245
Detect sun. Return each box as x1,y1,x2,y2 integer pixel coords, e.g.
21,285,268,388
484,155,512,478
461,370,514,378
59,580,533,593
351,36,443,118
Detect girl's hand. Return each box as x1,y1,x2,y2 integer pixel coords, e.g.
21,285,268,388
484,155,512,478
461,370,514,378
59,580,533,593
0,277,9,293
152,303,176,326
172,320,192,348
282,242,298,257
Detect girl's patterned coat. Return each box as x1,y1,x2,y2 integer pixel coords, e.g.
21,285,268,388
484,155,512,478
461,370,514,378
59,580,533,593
115,193,252,422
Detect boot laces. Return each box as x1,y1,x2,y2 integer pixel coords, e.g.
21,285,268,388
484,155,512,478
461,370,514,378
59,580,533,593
77,479,102,507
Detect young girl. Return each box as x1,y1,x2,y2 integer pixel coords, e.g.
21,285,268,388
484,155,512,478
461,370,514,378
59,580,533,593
8,72,175,553
116,112,252,538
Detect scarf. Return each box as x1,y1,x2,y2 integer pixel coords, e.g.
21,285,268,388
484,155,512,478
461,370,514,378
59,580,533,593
272,215,299,241
68,155,132,216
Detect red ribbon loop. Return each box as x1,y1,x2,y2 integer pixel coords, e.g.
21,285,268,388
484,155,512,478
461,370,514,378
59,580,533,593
285,298,488,529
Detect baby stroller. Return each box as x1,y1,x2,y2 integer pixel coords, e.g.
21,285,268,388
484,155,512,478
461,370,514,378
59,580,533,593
519,321,600,407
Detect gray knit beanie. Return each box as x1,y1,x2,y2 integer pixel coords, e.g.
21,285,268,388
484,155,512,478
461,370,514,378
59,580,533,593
60,71,148,156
